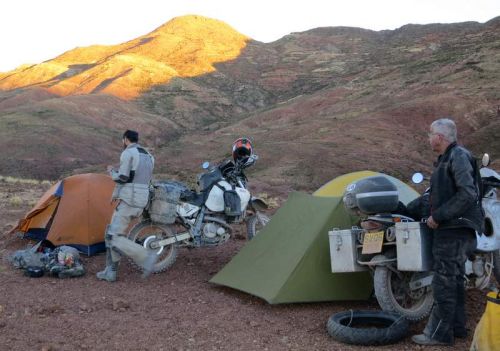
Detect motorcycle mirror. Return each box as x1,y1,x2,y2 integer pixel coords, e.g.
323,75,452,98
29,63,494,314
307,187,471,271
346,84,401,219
412,172,424,184
482,153,490,167
202,161,210,169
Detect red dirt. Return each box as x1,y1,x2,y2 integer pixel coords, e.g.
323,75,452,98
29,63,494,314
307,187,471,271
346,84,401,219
0,181,488,351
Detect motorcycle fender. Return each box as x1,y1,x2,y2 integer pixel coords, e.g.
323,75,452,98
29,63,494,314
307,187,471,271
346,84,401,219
369,254,393,266
482,198,500,246
476,231,500,251
249,197,268,211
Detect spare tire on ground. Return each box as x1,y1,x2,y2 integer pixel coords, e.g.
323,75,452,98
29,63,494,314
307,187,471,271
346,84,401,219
326,310,409,346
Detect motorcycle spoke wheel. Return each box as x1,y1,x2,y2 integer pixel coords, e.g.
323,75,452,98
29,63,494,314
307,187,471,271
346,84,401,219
246,213,270,240
374,266,433,321
128,221,178,273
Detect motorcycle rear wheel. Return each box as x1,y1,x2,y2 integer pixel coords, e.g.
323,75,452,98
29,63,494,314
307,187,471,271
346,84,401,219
374,265,433,321
128,220,178,273
246,213,270,240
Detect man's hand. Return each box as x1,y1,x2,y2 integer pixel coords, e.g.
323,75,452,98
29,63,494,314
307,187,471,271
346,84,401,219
426,216,439,229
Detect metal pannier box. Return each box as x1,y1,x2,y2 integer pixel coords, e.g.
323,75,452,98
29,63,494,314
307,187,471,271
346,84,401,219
395,222,433,271
328,228,367,272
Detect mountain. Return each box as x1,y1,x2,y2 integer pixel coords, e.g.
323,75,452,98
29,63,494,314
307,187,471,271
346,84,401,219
0,15,249,99
1,15,499,191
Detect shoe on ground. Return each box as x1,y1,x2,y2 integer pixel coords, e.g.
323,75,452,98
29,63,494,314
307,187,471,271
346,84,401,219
96,267,117,282
411,334,452,346
141,251,158,278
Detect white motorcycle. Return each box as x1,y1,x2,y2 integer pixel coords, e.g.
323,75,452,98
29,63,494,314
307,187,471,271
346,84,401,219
330,154,500,320
127,155,270,273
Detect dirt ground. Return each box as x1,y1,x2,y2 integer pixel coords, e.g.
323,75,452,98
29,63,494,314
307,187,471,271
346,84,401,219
0,180,489,351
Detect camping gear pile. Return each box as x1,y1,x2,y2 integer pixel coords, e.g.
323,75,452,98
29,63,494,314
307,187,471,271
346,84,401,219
9,241,85,278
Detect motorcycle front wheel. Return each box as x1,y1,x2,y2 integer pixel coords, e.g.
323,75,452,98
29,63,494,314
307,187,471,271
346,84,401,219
128,220,179,273
246,213,270,240
374,265,434,321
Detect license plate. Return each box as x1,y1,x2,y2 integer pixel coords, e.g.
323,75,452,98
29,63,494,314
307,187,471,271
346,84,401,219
362,231,384,254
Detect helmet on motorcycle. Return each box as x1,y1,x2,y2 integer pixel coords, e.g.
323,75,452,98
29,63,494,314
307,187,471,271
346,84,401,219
232,137,254,167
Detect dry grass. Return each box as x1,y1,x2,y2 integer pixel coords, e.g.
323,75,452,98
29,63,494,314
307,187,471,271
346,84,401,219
0,175,51,186
256,192,280,209
8,196,23,207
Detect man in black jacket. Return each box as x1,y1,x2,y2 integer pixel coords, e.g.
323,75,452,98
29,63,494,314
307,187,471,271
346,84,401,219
412,118,484,346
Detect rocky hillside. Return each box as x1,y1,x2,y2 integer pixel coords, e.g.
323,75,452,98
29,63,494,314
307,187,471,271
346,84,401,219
0,15,499,190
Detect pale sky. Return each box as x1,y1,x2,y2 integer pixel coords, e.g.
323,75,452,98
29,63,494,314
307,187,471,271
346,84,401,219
1,0,499,72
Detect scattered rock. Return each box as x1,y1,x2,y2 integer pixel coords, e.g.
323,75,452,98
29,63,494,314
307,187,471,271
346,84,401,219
79,303,92,313
23,307,32,317
37,304,62,315
112,298,130,311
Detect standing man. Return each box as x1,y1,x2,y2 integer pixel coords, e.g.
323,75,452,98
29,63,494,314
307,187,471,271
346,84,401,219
97,130,156,282
412,118,484,346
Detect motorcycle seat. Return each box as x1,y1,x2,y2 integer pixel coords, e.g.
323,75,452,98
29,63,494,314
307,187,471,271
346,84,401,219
181,190,205,207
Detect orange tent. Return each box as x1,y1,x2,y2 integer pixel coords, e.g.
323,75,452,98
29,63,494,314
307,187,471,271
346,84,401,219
15,173,116,255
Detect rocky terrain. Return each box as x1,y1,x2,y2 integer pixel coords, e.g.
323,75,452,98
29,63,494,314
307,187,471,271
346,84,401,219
0,180,489,351
0,15,499,186
0,14,499,350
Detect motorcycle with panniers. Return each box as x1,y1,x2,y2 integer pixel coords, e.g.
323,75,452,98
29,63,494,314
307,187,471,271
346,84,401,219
328,154,500,321
126,154,270,273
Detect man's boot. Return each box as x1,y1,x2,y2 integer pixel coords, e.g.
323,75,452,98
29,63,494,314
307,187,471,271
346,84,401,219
96,249,118,282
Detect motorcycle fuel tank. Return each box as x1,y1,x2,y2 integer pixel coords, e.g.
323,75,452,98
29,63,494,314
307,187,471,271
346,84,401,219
205,180,250,212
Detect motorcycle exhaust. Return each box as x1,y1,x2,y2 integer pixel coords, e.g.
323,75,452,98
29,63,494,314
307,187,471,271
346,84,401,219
111,235,157,277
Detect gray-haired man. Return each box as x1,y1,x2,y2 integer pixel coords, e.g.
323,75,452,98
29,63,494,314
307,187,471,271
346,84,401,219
412,118,483,346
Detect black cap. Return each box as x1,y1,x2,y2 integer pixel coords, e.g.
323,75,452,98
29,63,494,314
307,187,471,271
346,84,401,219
123,130,139,143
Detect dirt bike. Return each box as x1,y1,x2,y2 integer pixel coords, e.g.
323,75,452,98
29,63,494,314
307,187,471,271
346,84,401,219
329,154,500,320
127,155,270,273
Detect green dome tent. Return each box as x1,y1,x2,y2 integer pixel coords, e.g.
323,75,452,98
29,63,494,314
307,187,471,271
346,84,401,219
210,171,419,304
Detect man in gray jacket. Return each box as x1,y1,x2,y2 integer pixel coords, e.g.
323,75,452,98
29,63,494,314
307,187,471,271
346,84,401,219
412,118,483,346
97,130,156,282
